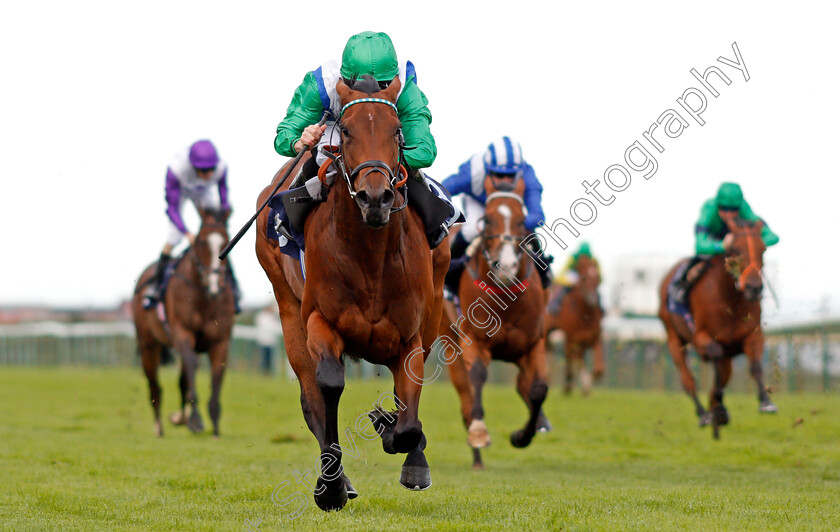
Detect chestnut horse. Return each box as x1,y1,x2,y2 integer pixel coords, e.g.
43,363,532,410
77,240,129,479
132,208,235,437
658,217,775,439
255,78,449,511
442,176,548,469
545,254,605,396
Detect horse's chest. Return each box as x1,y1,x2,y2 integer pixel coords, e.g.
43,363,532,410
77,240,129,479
334,306,412,357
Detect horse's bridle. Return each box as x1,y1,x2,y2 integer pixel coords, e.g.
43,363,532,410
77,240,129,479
724,222,762,291
181,221,229,297
318,97,409,214
478,191,528,266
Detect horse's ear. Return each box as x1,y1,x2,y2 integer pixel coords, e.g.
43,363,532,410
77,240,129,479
223,207,232,222
197,207,207,220
513,175,525,196
383,75,401,102
754,219,764,231
483,175,496,196
336,78,351,106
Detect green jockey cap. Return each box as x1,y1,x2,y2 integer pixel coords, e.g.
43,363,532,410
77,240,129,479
715,182,744,209
573,242,592,260
340,31,399,82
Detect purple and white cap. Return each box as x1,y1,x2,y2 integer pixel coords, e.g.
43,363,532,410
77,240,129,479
189,140,219,170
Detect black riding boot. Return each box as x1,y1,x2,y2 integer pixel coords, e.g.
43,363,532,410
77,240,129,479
525,237,554,289
444,232,470,295
143,252,172,308
672,256,704,305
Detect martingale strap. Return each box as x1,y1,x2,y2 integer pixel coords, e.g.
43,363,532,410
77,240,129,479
340,98,398,117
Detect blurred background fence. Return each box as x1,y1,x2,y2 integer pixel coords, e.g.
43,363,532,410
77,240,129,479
1,317,837,393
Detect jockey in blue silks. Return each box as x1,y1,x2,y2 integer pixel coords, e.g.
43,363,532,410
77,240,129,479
442,136,553,292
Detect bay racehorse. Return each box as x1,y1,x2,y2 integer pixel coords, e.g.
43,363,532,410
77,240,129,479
255,77,449,511
545,254,605,396
658,216,776,439
441,176,548,469
132,208,235,437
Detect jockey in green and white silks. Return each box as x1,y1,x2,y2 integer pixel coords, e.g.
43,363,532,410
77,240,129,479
274,31,436,173
671,182,779,305
694,182,779,255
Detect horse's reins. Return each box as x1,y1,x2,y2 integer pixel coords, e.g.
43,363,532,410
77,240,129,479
317,97,409,214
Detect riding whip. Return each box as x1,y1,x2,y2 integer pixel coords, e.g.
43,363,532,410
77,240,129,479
219,113,329,259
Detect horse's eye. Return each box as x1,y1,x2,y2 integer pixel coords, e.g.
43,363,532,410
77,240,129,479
340,126,350,137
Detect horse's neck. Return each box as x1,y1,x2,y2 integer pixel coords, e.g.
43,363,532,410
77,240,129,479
703,257,750,307
328,185,405,259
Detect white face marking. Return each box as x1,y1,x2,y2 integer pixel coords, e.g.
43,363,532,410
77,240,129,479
497,204,512,235
494,204,518,273
206,232,224,295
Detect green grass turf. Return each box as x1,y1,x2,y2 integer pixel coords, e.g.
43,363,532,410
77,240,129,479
0,366,838,531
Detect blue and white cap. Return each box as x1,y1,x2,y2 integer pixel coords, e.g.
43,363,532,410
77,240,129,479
484,136,524,175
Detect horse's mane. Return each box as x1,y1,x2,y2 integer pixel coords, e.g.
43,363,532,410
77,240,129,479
343,74,389,95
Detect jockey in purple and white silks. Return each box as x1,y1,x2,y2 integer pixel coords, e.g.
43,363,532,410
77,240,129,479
144,140,240,310
442,136,554,291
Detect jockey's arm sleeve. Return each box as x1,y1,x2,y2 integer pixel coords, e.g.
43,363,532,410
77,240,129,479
741,199,780,247
522,166,545,231
441,161,473,196
396,78,436,170
694,200,723,255
218,169,229,211
275,72,325,157
165,168,187,234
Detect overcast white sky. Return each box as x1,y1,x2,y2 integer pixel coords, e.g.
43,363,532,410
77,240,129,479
1,1,837,319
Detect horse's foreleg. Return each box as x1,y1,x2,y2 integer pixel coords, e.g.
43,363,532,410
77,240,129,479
168,363,189,426
563,342,579,395
666,330,707,425
745,329,776,413
207,340,229,437
140,343,164,437
306,313,347,511
464,342,491,449
710,357,732,439
391,336,433,490
173,330,203,433
592,336,606,382
511,339,549,449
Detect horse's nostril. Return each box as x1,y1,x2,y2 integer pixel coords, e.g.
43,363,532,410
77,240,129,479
355,190,370,208
381,189,395,208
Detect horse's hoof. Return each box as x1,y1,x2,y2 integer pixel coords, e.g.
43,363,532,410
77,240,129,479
536,413,552,433
187,415,205,434
155,420,164,438
472,462,485,470
169,411,186,426
342,474,358,500
698,412,713,427
510,428,533,449
714,407,729,426
467,419,491,449
313,477,347,511
759,402,778,414
400,465,432,491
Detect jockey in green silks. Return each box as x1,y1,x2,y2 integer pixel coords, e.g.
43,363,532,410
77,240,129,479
274,31,435,172
672,182,779,304
273,31,461,248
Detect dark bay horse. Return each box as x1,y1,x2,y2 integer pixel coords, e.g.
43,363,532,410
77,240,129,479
132,208,235,437
441,176,548,469
658,217,775,439
545,254,605,396
255,77,449,511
